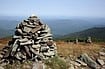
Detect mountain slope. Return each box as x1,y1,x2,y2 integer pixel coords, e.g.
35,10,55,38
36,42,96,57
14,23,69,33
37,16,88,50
41,18,105,36
59,27,105,41
0,28,13,38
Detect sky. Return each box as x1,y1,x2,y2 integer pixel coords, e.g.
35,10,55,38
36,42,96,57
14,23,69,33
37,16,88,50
0,0,105,17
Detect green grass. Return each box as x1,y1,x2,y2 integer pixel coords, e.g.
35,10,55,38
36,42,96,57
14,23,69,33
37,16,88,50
44,56,69,69
3,56,69,69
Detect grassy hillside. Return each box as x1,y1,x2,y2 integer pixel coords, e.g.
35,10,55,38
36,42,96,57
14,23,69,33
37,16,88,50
57,27,105,42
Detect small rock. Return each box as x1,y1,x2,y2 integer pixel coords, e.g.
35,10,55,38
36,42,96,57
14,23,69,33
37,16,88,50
23,26,32,33
99,52,105,56
0,54,3,58
76,59,87,66
19,38,28,42
97,59,105,66
70,61,81,66
86,36,92,43
0,62,7,66
0,66,4,69
20,40,33,45
43,51,54,56
32,44,40,48
32,61,45,69
99,56,105,60
69,64,74,69
78,53,97,69
23,64,31,69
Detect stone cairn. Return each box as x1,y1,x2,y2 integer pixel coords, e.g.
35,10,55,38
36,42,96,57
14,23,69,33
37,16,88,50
86,36,92,43
0,15,57,63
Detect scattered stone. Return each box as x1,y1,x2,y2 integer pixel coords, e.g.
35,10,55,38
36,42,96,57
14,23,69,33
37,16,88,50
86,36,92,43
0,62,7,66
99,56,105,60
23,64,31,69
78,53,97,69
70,60,81,66
76,59,87,67
32,61,45,69
0,66,4,69
99,52,105,56
74,38,78,44
0,54,3,58
69,64,74,69
96,59,105,66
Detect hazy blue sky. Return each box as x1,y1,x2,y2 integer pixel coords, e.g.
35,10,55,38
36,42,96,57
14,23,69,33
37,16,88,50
0,0,105,17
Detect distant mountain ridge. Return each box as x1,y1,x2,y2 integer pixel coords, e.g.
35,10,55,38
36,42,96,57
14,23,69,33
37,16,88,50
59,27,105,41
0,17,105,38
0,28,13,38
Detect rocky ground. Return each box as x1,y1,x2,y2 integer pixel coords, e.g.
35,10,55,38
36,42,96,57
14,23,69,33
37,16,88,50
57,41,105,69
0,38,105,69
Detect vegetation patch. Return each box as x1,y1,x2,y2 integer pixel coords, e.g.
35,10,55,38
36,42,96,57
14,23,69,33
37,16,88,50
45,56,69,69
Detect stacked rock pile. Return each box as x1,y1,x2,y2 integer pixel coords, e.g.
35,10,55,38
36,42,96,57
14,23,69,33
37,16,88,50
0,15,57,63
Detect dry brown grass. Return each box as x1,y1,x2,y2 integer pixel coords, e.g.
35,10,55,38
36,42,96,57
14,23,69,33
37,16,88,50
0,39,105,69
0,38,11,49
0,38,105,59
56,41,105,58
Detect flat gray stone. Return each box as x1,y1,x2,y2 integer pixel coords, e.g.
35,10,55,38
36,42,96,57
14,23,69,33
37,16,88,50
41,46,49,52
32,44,40,49
69,64,74,69
43,24,51,33
31,26,42,33
24,24,36,28
43,51,55,56
24,46,31,57
19,38,28,42
99,52,105,56
37,33,52,39
86,37,92,43
76,59,87,66
78,53,97,69
49,49,55,51
32,62,45,69
23,26,32,33
0,66,4,69
16,29,23,34
23,64,31,69
0,54,3,58
97,59,105,66
70,61,81,66
29,46,39,55
99,56,105,60
20,40,33,45
15,52,22,60
13,35,21,39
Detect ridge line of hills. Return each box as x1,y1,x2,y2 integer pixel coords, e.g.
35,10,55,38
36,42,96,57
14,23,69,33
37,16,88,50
0,27,105,42
57,27,105,42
